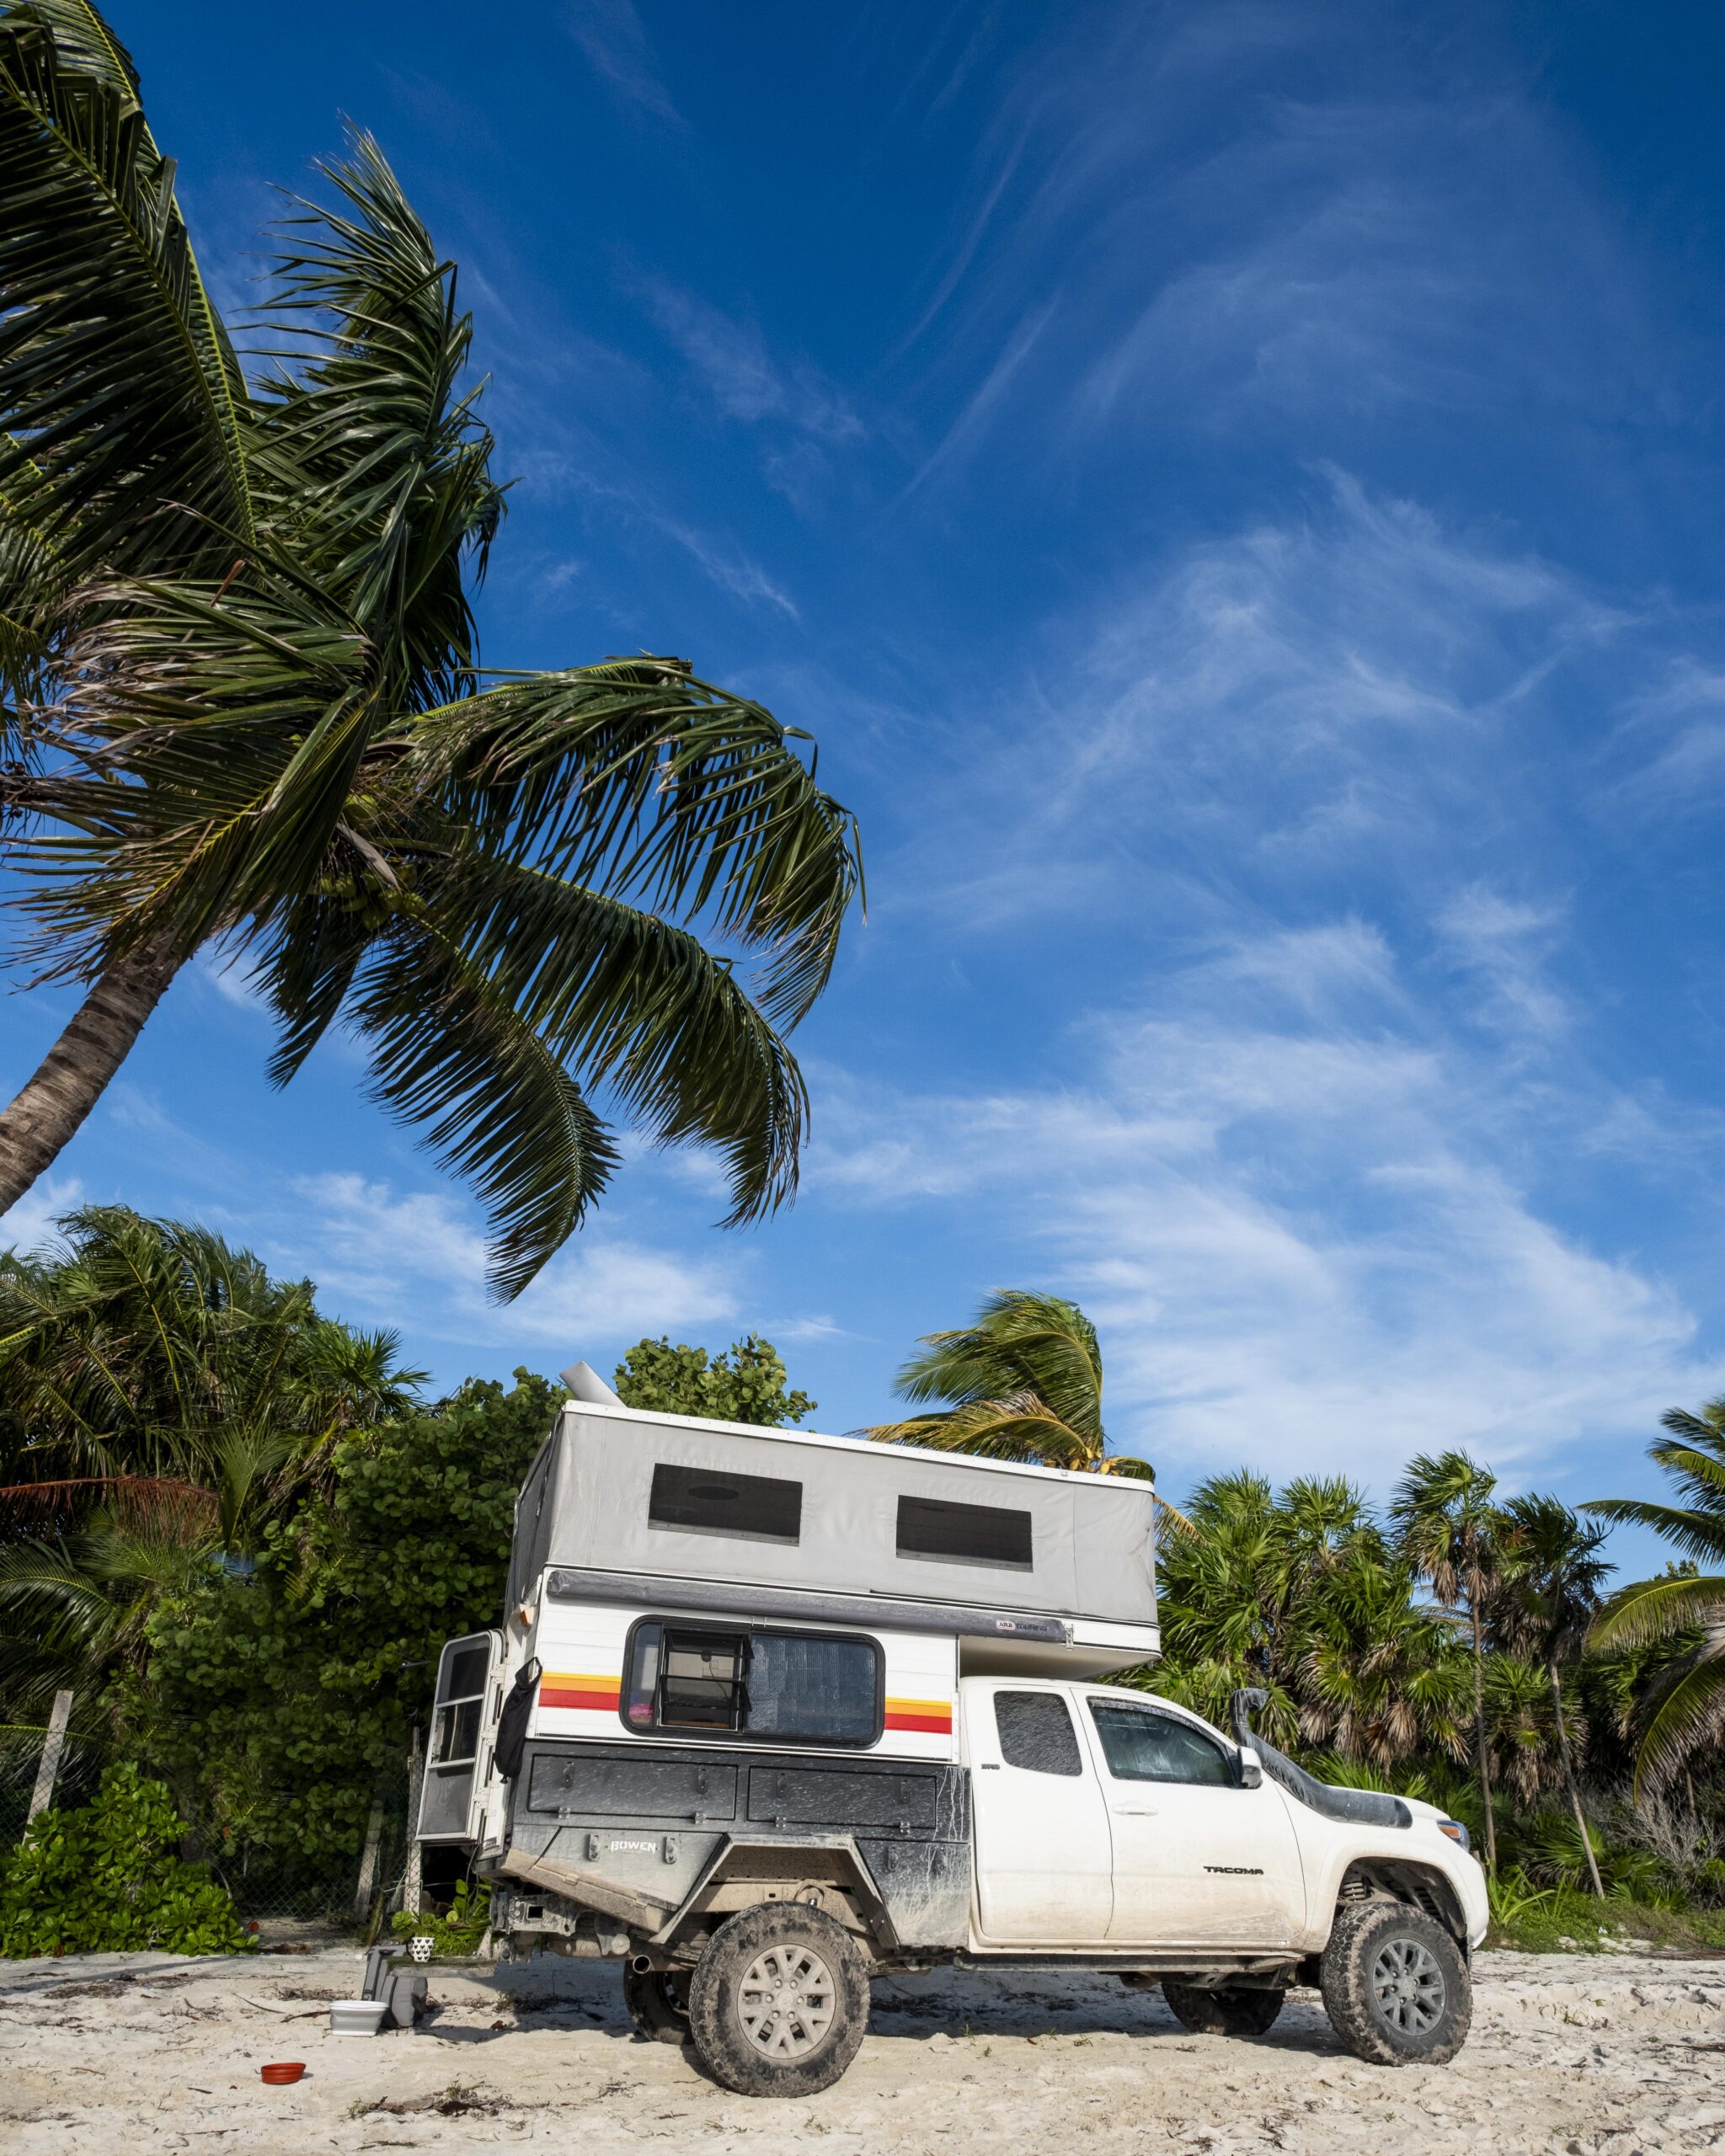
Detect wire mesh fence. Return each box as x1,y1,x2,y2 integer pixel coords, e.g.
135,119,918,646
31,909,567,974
0,1718,436,1945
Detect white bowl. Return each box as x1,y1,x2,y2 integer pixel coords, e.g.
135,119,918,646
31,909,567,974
328,1999,391,2037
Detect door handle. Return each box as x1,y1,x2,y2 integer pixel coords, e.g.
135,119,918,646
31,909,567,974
1116,1806,1158,1817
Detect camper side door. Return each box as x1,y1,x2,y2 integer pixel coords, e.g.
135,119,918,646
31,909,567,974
419,1631,503,1843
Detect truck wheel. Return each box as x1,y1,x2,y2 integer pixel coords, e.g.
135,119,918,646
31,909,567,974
623,1962,692,2044
1319,1899,1471,2067
686,1903,869,2098
1161,1982,1284,2036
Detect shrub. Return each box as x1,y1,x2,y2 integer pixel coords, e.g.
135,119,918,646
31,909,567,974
0,1764,255,1958
130,1369,559,1863
390,1877,490,1956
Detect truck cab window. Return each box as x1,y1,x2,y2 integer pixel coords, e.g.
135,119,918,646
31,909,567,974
994,1689,1083,1774
622,1620,883,1747
1087,1702,1232,1787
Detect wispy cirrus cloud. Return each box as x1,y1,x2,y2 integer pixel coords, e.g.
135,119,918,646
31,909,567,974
894,469,1629,932
568,0,684,125
634,275,862,443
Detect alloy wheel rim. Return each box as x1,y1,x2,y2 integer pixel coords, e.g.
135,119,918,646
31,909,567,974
1369,1936,1446,2035
737,1942,838,2058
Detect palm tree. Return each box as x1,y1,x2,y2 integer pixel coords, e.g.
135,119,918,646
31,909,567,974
0,6,861,1294
864,1289,1156,1481
1154,1470,1464,1771
1496,1493,1608,1896
1587,1400,1725,1796
1391,1450,1503,1870
0,1204,423,1722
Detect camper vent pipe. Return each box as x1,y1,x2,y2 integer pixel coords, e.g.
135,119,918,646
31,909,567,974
561,1359,626,1407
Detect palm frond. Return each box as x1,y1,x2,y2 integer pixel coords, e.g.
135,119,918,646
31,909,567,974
1630,1651,1725,1796
250,126,505,710
403,661,862,1029
1588,1571,1725,1652
341,910,619,1299
1583,1497,1725,1566
0,3,251,578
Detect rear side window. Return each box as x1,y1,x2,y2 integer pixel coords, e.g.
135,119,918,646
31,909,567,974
649,1462,803,1544
897,1494,1033,1570
623,1620,882,1748
994,1690,1082,1775
1088,1703,1232,1787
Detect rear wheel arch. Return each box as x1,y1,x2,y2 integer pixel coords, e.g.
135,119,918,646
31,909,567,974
659,1840,889,1960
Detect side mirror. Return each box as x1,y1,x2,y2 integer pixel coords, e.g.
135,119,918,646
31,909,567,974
1236,1748,1263,1790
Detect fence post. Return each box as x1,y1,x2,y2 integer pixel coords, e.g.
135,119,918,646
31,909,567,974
26,1689,74,1823
402,1728,424,1917
354,1791,386,1920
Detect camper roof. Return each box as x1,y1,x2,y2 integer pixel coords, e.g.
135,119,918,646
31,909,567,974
510,1397,1157,1632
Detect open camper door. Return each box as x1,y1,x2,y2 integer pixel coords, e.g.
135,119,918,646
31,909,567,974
418,1630,502,1843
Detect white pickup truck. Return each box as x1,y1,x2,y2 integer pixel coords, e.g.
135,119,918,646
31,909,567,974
419,1387,1488,2097
609,1677,1487,2095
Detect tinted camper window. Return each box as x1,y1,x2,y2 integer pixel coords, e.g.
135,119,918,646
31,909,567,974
897,1493,1033,1571
649,1462,803,1544
623,1620,882,1747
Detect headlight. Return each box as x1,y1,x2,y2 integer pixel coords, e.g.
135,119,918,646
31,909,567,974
1437,1818,1470,1850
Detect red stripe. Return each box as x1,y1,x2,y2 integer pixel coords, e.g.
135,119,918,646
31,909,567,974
540,1684,619,1710
884,1710,952,1733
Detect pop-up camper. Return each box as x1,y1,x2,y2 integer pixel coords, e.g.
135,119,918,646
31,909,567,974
419,1371,1484,2098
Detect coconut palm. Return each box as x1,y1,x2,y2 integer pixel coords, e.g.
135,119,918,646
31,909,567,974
1496,1494,1609,1895
1391,1451,1503,1870
864,1289,1156,1481
0,4,861,1295
1587,1401,1725,1796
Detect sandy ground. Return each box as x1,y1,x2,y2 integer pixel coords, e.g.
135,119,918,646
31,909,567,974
2,1944,1722,2154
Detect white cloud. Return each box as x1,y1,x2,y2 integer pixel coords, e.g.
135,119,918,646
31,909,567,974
281,1171,740,1353
0,1175,83,1257
1434,885,1568,1040
895,471,1626,933
804,926,1721,1492
635,275,862,442
568,0,683,125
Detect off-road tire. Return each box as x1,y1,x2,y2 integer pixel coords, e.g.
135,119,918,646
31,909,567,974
1319,1898,1471,2066
686,1903,869,2098
623,1962,692,2045
1161,1981,1284,2036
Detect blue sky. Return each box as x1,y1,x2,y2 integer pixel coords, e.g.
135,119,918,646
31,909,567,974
8,2,1725,1568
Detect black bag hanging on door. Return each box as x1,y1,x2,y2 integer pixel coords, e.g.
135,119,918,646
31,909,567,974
494,1658,541,1782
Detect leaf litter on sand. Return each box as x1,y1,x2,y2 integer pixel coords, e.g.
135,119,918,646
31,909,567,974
350,2079,512,2120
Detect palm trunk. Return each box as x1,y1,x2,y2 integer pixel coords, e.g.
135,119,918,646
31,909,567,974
1471,1602,1498,1872
0,940,181,1214
1547,1656,1604,1898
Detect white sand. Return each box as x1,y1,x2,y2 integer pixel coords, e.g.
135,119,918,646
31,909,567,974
2,1944,1722,2153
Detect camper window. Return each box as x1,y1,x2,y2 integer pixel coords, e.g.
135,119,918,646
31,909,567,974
622,1619,883,1747
649,1461,803,1544
896,1493,1033,1571
432,1642,491,1767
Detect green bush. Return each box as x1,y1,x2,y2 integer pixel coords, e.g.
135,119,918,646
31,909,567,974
129,1369,559,1863
0,1764,256,1958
